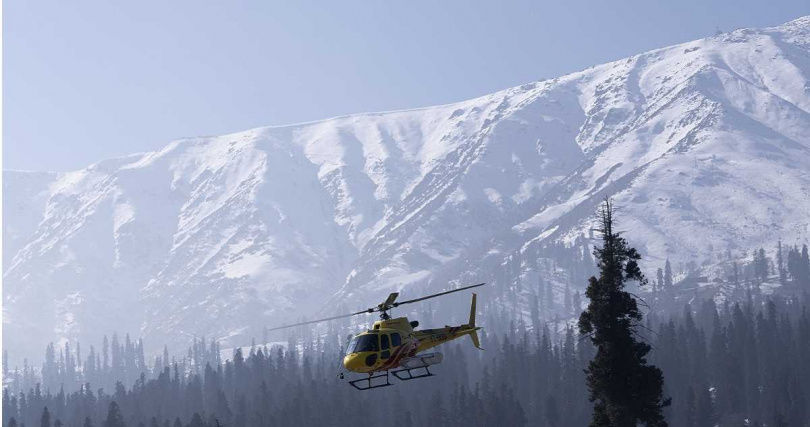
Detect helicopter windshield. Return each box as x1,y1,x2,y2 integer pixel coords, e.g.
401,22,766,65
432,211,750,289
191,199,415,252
346,334,378,354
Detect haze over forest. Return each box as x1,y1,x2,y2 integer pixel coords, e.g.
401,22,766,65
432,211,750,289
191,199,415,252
3,12,810,427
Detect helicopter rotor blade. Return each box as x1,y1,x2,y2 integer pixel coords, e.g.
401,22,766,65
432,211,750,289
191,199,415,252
380,292,399,307
265,283,485,332
265,308,373,332
393,282,486,307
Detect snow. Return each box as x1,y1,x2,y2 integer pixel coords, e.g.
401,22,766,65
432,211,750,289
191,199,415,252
222,252,272,279
4,16,810,361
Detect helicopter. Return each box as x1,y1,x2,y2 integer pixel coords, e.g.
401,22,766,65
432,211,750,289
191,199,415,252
267,283,485,390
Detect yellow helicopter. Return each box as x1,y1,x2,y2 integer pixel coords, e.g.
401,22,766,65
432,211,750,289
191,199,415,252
267,283,485,390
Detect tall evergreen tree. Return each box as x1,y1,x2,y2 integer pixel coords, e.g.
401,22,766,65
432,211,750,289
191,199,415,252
40,407,51,427
754,248,768,283
545,281,555,313
656,268,664,291
564,284,573,315
578,199,669,426
802,245,810,288
732,261,740,290
104,402,125,427
664,259,673,291
777,241,786,285
545,394,560,426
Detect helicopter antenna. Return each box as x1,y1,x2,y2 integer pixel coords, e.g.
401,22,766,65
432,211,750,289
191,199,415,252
265,282,486,331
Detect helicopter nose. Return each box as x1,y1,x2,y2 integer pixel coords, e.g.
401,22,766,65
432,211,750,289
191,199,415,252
343,354,363,372
343,353,374,372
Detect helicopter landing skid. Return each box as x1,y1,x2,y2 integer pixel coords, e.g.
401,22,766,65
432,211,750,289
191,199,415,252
391,366,433,381
348,371,393,391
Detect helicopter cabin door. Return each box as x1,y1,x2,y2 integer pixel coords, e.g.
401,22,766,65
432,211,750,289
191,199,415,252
380,334,390,359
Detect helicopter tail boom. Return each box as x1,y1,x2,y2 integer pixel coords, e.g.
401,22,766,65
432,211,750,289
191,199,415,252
467,293,477,328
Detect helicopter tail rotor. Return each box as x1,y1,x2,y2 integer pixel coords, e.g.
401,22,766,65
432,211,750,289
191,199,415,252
467,293,483,350
469,330,483,350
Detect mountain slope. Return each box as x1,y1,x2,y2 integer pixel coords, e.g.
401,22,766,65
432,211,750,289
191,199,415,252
4,16,810,360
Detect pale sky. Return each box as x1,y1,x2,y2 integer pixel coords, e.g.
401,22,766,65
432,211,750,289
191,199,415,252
4,0,808,171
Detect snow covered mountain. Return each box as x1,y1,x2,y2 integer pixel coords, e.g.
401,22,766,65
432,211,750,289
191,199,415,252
4,16,810,361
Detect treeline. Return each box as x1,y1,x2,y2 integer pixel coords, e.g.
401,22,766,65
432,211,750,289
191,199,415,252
494,238,810,330
642,243,810,316
5,335,222,398
650,295,810,426
784,243,810,287
4,292,810,426
725,242,809,289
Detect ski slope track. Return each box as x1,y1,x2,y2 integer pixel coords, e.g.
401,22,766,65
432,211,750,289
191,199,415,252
4,17,810,360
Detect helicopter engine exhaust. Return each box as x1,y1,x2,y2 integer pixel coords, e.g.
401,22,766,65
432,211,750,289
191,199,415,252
399,352,443,369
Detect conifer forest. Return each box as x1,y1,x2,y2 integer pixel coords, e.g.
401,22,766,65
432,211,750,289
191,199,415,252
4,232,810,426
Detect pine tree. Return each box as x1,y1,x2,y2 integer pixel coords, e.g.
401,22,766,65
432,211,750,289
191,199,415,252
545,281,555,313
104,402,125,427
655,268,664,305
802,244,810,288
732,260,740,290
754,248,768,283
664,259,673,290
102,336,110,373
564,284,573,315
428,390,448,427
537,276,546,311
694,385,714,427
529,290,541,331
40,407,51,427
545,394,560,426
776,241,786,285
578,199,669,426
656,268,664,291
187,413,204,427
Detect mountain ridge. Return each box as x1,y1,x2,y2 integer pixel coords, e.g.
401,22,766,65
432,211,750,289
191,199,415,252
4,16,810,361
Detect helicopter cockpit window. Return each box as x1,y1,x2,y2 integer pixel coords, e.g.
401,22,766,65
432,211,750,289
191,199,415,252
391,333,401,347
381,334,390,350
346,334,379,354
345,338,357,355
